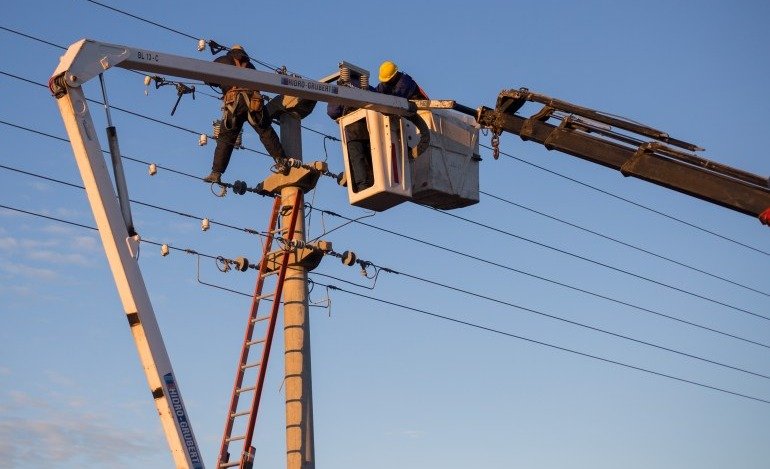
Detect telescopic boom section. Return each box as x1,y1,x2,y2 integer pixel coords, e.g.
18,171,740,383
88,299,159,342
477,88,770,223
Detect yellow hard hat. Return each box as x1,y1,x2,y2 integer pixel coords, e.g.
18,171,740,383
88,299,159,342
231,44,245,52
379,61,398,83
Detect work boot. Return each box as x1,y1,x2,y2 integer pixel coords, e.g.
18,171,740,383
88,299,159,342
203,171,221,183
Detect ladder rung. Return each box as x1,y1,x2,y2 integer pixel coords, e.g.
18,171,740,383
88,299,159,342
246,338,265,347
232,410,251,418
237,386,255,394
242,361,261,370
253,292,275,301
219,461,241,468
226,434,246,443
251,315,270,324
260,270,279,278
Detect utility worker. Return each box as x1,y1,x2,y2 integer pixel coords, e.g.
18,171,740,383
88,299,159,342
327,74,376,192
204,45,287,183
375,60,429,100
375,60,431,157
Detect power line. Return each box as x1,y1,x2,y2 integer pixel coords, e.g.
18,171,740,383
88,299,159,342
4,200,768,407
8,159,768,363
1,68,338,162
0,69,272,159
0,118,204,181
82,0,199,41
0,203,97,231
311,207,770,350
3,23,763,258
480,190,770,298
315,282,770,406
5,28,766,339
484,143,770,256
7,164,765,383
0,111,770,347
8,108,762,327
429,205,770,323
0,163,266,237
81,0,299,76
321,264,770,381
0,25,65,50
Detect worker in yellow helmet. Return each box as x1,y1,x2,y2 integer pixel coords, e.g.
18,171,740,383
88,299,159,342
375,60,428,100
376,60,431,158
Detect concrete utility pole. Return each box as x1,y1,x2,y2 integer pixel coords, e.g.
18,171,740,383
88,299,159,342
279,113,316,469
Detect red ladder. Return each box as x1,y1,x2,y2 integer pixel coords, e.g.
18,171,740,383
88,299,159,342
217,191,303,469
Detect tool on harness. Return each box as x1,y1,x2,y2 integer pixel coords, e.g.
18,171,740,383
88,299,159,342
221,88,265,130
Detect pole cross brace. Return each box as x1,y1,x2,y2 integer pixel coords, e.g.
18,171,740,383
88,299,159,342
263,240,333,273
258,162,327,195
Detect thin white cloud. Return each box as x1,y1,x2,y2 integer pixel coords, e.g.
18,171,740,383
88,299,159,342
385,428,426,439
72,235,99,251
44,370,77,388
41,224,80,236
0,390,163,468
0,261,58,280
0,284,35,297
0,237,18,250
0,236,59,251
29,181,52,192
0,415,161,468
7,390,50,410
27,249,90,266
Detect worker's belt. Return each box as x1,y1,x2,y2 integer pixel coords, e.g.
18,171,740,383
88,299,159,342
222,88,264,129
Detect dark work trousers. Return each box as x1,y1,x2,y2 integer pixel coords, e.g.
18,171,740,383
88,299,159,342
211,98,286,174
344,119,373,192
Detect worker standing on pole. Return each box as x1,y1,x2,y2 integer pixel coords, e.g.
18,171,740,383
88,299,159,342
204,45,288,183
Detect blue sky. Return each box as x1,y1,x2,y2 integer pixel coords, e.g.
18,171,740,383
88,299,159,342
2,1,770,468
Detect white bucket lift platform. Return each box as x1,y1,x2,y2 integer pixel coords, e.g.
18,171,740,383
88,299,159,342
338,108,480,211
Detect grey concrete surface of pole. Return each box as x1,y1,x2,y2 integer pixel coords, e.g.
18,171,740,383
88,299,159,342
279,112,316,469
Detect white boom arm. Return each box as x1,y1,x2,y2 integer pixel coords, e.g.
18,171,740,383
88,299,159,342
49,38,424,469
51,38,416,116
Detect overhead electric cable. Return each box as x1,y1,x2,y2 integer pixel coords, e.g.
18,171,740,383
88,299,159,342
480,190,770,298
2,69,338,163
2,25,764,255
315,266,770,381
429,205,770,322
0,118,203,181
82,0,199,41
310,207,770,350
314,282,770,406
4,201,768,406
0,25,65,49
3,111,766,348
0,163,264,236
484,143,770,256
81,0,299,75
11,165,759,381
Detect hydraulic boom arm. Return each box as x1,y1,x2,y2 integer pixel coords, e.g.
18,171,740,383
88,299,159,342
476,88,770,225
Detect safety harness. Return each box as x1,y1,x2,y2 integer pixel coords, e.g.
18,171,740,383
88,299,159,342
221,56,265,130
